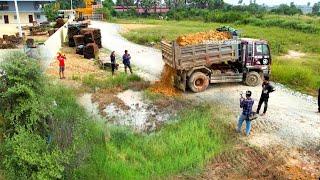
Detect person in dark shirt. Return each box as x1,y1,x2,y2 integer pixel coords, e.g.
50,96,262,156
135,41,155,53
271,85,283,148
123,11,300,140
256,76,275,116
237,90,254,136
110,51,116,76
122,50,133,74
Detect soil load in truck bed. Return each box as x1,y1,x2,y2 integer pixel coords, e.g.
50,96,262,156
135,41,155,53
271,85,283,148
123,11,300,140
176,30,232,46
161,41,238,71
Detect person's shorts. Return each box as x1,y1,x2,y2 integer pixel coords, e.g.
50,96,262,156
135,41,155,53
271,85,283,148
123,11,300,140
59,66,65,72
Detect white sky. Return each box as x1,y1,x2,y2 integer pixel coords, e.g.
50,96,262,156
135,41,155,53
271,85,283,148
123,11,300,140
224,0,318,6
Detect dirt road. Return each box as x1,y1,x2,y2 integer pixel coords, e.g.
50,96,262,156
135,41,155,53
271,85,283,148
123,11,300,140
90,21,320,175
90,21,163,80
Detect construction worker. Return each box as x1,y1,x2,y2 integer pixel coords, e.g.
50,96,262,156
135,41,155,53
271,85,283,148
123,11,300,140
256,76,275,116
237,90,254,136
57,52,66,79
110,51,116,76
122,50,133,74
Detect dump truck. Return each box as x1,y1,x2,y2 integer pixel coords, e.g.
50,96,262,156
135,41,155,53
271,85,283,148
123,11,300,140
161,28,271,93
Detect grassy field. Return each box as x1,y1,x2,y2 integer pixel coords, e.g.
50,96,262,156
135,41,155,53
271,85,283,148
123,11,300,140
114,18,320,95
74,105,235,179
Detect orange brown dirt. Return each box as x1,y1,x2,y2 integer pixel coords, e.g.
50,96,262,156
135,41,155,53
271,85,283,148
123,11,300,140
46,46,106,81
176,30,232,46
190,144,318,180
149,64,181,97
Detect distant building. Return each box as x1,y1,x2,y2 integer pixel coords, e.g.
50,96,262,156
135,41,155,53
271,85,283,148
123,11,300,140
0,0,54,24
114,6,170,14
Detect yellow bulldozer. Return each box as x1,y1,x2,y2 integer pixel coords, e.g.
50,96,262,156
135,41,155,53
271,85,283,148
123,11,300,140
75,0,103,20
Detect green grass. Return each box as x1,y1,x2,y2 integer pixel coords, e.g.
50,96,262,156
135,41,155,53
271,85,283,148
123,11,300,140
74,105,234,179
82,72,142,90
271,55,320,95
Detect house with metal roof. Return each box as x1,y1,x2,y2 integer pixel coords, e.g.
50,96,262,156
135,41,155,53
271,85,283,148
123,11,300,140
0,0,55,24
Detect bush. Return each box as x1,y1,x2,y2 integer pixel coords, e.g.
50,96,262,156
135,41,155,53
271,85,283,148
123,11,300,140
0,53,51,135
0,53,100,179
2,128,67,179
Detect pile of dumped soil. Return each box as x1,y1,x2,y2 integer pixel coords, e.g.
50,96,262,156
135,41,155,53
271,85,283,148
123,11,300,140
177,30,231,46
149,64,181,96
196,144,317,179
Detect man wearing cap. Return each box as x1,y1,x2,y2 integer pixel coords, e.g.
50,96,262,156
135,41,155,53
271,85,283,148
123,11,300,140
237,90,254,136
256,76,275,116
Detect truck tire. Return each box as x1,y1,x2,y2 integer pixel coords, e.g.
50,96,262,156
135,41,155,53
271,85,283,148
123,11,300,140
245,71,261,87
188,72,209,93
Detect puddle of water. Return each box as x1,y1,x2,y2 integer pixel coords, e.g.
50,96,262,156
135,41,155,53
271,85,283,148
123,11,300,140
104,90,169,131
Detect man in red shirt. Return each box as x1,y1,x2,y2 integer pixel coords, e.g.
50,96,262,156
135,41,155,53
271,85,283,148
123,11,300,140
57,52,66,79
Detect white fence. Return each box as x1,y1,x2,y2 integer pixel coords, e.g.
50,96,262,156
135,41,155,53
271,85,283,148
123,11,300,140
28,18,73,68
0,18,73,68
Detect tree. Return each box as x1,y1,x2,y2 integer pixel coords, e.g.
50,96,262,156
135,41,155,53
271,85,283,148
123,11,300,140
140,0,156,14
43,2,59,21
238,0,243,5
271,3,302,15
307,2,311,7
312,2,320,14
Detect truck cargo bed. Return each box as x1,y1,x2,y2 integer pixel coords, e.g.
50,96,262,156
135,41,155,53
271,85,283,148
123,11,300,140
161,40,238,70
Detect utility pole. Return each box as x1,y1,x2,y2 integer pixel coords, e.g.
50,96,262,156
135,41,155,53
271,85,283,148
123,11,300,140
71,0,73,10
14,0,22,37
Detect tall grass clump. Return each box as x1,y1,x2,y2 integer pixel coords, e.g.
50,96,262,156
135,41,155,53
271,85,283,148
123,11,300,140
74,105,234,179
82,72,141,90
271,57,320,94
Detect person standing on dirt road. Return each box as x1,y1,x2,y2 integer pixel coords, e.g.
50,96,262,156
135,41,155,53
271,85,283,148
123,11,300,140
122,50,133,74
57,52,66,79
110,51,117,76
237,90,254,136
256,76,275,116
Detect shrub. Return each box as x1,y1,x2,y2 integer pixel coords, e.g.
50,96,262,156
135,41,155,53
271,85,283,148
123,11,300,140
2,128,67,179
0,53,51,135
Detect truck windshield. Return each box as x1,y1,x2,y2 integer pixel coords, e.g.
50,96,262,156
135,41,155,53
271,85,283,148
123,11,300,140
255,44,269,56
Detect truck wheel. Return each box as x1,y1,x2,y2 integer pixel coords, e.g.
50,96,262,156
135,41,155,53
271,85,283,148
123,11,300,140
245,71,261,86
188,72,209,93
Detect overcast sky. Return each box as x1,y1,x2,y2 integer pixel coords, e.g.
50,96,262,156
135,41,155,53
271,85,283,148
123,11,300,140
224,0,317,6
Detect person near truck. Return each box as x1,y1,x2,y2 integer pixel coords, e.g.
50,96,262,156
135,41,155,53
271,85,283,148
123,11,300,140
110,51,117,76
57,52,66,79
237,90,254,136
122,50,133,74
256,76,275,116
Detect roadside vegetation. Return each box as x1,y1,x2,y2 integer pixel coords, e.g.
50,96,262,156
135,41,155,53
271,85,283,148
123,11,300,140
0,53,105,179
74,105,234,179
0,51,235,179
